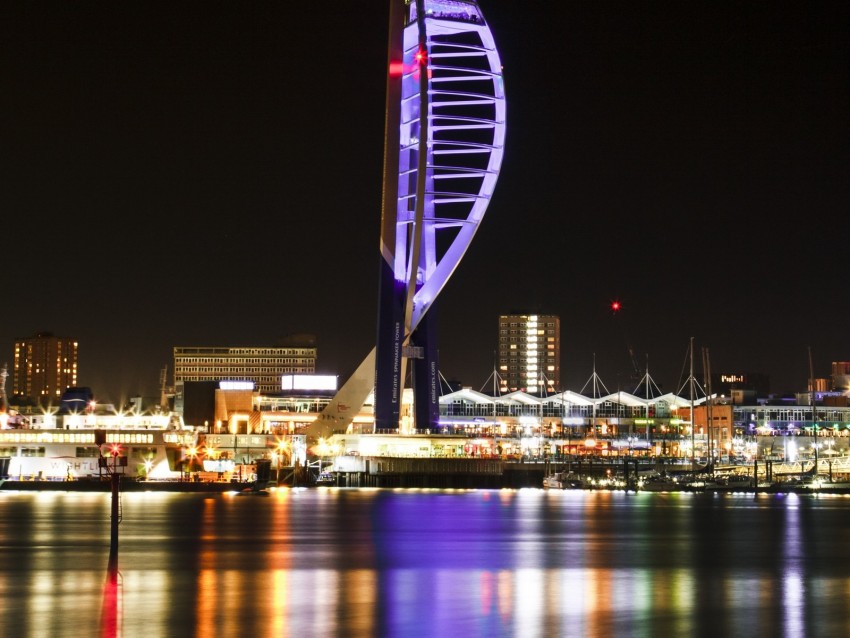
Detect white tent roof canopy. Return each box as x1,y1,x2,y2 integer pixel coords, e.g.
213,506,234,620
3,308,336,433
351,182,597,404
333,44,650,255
439,389,708,409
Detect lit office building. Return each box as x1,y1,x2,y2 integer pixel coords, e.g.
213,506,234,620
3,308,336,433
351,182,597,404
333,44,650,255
173,338,317,396
13,331,79,404
498,314,560,395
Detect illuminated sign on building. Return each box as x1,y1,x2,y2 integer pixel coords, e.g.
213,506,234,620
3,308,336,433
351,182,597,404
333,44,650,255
219,381,255,391
281,375,338,391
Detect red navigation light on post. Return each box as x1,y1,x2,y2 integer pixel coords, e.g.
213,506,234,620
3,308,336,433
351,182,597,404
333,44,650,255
99,442,128,468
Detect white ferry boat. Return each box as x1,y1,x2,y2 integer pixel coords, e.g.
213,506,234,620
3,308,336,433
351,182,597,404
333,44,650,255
543,471,588,489
0,410,200,481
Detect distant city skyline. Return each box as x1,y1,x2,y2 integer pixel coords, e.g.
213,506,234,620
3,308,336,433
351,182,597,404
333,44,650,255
7,326,845,408
3,2,847,404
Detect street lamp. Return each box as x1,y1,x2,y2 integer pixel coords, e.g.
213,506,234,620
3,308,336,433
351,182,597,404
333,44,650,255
184,446,200,481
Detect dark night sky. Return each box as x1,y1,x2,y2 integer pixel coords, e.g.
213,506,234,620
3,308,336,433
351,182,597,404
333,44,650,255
3,1,848,405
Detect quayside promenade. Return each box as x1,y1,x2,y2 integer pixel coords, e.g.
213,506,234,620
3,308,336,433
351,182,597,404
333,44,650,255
315,428,850,490
3,428,848,491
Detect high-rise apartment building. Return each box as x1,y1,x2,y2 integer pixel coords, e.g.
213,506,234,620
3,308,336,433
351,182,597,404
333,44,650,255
173,338,318,395
13,332,79,403
497,314,560,395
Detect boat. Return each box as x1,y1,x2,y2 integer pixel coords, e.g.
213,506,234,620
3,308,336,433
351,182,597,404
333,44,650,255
543,471,588,489
315,471,336,486
638,474,685,492
705,474,754,492
542,472,563,489
0,410,200,482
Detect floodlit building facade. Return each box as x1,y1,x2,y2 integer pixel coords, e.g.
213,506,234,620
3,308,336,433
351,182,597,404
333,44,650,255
173,339,318,396
498,314,560,395
832,362,850,393
12,332,78,404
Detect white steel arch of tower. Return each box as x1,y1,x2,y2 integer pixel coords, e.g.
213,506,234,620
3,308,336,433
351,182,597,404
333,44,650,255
311,0,506,436
396,0,506,332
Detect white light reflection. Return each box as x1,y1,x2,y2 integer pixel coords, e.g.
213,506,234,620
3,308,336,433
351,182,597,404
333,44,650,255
782,572,805,637
781,493,805,637
514,568,545,637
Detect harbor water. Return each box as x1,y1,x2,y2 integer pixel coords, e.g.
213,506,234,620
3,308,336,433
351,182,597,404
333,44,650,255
1,487,850,637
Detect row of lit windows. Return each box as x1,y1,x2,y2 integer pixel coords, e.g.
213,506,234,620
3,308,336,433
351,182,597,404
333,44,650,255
502,350,557,356
500,330,557,335
0,432,96,444
0,432,157,446
176,369,313,380
1,446,157,459
175,364,314,370
177,371,312,384
502,352,557,359
175,357,315,365
106,433,155,444
175,365,314,374
174,348,316,356
175,365,312,380
500,365,558,370
751,408,848,421
501,322,557,327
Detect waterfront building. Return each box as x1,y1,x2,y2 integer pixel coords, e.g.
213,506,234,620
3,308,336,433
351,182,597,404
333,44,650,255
12,331,78,405
832,362,850,393
172,335,317,396
204,370,850,459
211,375,342,434
498,314,560,395
5,377,850,484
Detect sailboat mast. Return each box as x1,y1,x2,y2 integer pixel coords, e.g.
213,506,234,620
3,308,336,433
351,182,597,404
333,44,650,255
493,350,497,417
809,346,818,472
702,346,713,466
592,353,597,433
690,337,695,471
644,355,650,442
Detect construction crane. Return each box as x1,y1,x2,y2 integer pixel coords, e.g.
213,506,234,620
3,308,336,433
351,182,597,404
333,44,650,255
159,365,170,412
0,363,8,414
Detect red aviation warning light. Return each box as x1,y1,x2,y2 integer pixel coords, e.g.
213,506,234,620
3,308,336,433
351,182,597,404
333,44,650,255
412,47,431,80
611,301,622,314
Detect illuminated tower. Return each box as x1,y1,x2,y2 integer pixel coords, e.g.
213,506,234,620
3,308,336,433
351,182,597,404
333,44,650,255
314,0,506,435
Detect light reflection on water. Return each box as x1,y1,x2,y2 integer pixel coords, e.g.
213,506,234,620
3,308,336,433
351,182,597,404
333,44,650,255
1,488,850,637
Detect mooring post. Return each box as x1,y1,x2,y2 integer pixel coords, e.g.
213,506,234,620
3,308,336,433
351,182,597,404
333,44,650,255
108,467,120,570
